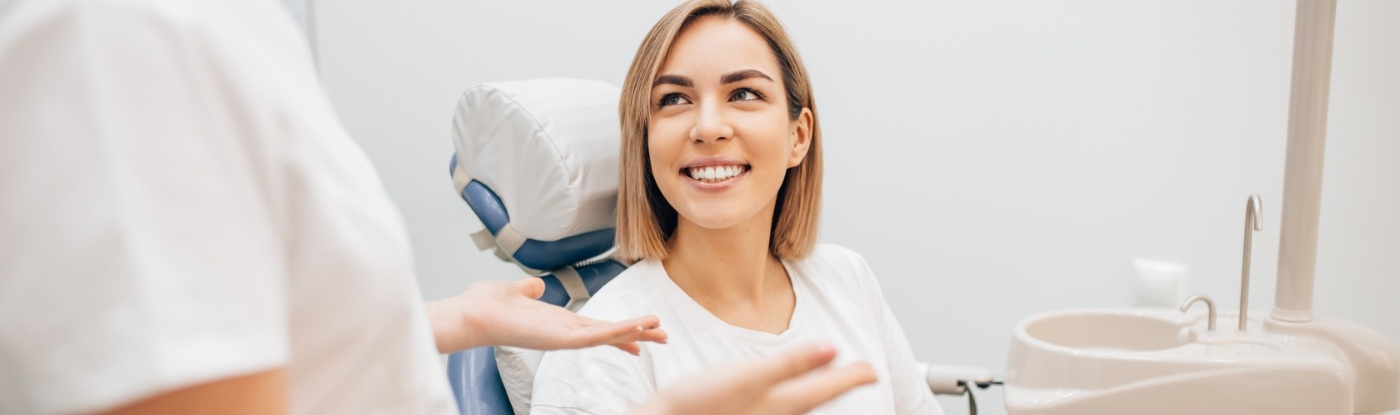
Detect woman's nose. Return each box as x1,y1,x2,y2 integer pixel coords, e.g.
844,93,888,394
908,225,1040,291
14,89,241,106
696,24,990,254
689,102,733,144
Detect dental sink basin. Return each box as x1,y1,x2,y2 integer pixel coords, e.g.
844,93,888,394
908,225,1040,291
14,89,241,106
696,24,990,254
1022,310,1192,352
1004,308,1400,415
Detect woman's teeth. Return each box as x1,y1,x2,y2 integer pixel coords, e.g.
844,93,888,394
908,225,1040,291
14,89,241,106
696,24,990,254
687,165,746,182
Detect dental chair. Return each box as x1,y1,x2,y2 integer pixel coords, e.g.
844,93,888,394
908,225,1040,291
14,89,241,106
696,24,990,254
445,78,628,415
444,150,625,415
443,78,997,415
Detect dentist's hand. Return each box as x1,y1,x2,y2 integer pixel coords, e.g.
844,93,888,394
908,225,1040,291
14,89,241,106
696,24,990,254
630,344,878,415
427,278,667,354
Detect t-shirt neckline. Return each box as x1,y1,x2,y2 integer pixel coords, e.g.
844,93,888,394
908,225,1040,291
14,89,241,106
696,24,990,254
649,257,808,345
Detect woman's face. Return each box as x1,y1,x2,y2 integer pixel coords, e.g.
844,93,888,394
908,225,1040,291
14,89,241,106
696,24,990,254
648,16,812,234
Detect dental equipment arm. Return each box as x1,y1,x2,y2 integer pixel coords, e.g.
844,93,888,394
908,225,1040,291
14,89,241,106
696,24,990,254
922,363,997,395
923,363,1001,415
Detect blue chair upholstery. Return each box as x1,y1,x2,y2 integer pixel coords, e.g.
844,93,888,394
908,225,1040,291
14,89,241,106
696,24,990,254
445,156,627,415
447,347,512,415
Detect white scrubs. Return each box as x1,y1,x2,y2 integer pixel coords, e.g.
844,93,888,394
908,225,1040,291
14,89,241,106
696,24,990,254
0,0,455,414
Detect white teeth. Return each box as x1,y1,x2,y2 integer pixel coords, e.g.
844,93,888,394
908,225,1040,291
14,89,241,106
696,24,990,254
687,165,745,182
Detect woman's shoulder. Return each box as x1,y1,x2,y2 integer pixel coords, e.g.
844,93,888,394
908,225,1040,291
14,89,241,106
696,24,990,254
791,243,874,277
808,243,865,260
572,258,672,320
786,243,882,294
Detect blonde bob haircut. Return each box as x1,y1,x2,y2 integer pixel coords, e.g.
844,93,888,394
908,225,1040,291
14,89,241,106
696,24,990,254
615,0,822,261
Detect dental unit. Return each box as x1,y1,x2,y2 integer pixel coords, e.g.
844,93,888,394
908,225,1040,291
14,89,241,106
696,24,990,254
1003,1,1400,414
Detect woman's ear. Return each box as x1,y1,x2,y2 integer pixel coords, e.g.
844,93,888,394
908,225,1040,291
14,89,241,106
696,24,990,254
787,108,813,168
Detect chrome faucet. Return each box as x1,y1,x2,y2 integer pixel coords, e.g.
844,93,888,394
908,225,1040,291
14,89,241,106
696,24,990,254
1180,295,1217,332
1240,195,1263,331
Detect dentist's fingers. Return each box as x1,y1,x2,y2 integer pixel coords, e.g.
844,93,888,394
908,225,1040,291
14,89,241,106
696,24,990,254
742,343,839,388
607,326,670,356
767,362,878,412
628,344,872,415
513,278,547,300
612,341,641,356
436,278,670,353
514,277,669,350
569,315,667,351
618,316,669,343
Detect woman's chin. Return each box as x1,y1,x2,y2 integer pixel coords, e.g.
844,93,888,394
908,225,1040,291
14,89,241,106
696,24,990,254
675,209,756,232
670,194,780,234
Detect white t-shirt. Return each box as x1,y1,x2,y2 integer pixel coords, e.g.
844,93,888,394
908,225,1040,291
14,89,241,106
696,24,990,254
0,0,456,414
531,244,944,415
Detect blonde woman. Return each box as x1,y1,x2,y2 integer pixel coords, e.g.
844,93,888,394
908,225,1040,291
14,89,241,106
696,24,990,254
530,1,943,414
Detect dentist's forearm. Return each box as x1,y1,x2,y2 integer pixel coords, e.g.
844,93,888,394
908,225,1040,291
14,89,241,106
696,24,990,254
100,369,287,415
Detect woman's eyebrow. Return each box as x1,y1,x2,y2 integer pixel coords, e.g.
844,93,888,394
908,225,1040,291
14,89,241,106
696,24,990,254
721,69,773,84
654,75,693,88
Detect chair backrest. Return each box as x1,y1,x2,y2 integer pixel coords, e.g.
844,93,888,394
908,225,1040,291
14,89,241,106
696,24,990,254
444,79,625,415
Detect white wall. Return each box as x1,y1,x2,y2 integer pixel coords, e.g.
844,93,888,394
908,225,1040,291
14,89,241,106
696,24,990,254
313,1,1400,413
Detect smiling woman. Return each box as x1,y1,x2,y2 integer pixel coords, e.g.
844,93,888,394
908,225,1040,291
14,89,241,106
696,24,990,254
616,0,821,262
528,1,943,415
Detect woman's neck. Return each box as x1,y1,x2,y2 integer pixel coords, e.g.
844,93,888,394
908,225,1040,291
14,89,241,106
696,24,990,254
661,207,795,333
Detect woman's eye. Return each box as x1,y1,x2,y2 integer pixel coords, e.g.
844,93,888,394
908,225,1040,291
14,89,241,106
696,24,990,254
730,88,763,102
658,93,690,107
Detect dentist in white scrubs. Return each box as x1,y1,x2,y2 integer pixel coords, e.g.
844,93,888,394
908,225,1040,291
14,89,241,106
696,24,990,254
0,0,876,414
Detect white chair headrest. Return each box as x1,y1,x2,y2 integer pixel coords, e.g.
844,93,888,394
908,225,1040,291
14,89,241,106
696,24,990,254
451,78,622,242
